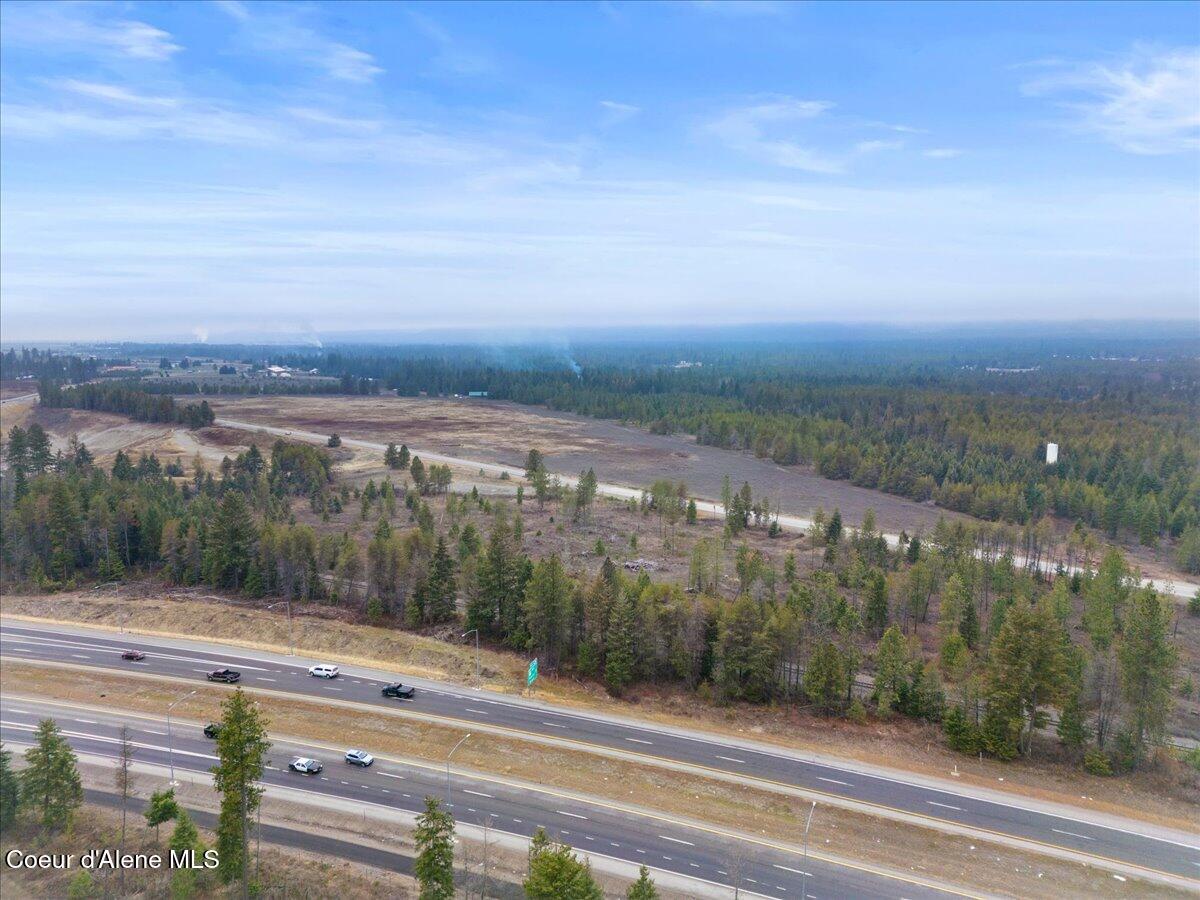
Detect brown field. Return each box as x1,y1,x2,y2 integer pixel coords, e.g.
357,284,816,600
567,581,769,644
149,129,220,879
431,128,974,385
203,394,1191,584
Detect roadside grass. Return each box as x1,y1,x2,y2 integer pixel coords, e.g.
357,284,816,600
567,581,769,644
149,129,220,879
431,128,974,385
1,660,1188,899
0,799,419,899
4,589,1197,834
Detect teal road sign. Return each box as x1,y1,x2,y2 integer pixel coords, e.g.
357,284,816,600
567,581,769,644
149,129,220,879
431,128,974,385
527,657,538,686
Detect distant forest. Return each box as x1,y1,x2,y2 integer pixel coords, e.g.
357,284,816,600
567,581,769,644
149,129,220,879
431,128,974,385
12,328,1200,550
271,335,1200,547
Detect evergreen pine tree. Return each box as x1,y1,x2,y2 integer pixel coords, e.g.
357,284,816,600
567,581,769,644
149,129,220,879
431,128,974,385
0,744,20,832
626,865,660,899
413,796,455,900
212,689,270,887
864,570,889,637
20,719,83,832
604,593,636,696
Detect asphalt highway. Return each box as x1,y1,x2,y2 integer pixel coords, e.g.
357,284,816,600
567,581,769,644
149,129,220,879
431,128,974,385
2,619,1197,885
0,697,955,899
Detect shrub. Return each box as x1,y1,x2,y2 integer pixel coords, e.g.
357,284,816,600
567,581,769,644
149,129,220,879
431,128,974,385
1082,748,1113,776
847,698,868,725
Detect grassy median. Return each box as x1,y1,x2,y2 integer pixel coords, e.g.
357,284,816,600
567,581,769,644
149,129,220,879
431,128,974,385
3,660,1191,899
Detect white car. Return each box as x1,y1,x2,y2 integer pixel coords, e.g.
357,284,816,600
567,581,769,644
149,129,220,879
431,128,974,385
344,749,374,767
308,664,339,679
288,757,323,775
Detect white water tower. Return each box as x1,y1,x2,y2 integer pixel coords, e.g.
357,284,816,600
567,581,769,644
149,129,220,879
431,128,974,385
1046,442,1059,465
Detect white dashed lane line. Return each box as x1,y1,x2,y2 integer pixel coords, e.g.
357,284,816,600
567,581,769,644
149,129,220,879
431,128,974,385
625,738,652,745
541,722,566,728
462,789,493,798
927,801,963,811
774,864,812,876
557,811,588,820
465,709,489,715
1052,828,1095,841
379,772,405,780
659,835,695,846
71,654,90,659
817,777,852,787
715,755,745,763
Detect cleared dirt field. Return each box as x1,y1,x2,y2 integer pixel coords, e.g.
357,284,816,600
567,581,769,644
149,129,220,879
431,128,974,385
204,394,1193,584
207,395,964,534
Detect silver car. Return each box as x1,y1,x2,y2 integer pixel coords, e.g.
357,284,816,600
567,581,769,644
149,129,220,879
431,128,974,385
344,749,374,767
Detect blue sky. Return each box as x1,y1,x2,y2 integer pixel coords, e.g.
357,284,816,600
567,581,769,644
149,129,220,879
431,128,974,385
1,0,1197,342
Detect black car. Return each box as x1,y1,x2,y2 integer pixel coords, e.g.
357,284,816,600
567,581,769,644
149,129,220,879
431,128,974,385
203,723,222,739
121,649,146,661
381,682,415,699
207,668,241,683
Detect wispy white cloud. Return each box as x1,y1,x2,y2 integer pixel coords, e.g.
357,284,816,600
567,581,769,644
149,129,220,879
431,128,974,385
55,79,179,109
1022,46,1200,154
1,3,181,60
407,11,493,77
599,100,640,127
855,139,904,154
704,96,843,174
215,2,382,83
924,147,963,159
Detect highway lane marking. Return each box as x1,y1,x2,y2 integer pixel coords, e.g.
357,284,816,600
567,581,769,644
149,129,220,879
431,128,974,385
542,722,567,728
659,835,695,846
774,864,813,876
626,738,653,745
13,660,1174,890
71,654,91,659
817,777,852,787
1052,829,1095,841
257,677,277,683
463,789,493,798
379,772,405,779
690,863,700,868
584,835,594,841
9,648,31,653
2,635,272,670
636,849,645,854
73,718,98,724
716,755,745,764
558,811,588,819
381,789,390,793
927,801,963,811
465,709,489,715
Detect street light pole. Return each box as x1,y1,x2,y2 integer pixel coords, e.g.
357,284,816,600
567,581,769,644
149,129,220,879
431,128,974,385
801,801,816,900
462,629,479,684
445,733,472,808
166,689,198,786
266,600,295,656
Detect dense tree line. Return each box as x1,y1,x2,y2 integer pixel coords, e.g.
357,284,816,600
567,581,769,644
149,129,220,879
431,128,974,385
233,342,1200,541
1,348,104,383
2,432,1184,775
39,381,215,428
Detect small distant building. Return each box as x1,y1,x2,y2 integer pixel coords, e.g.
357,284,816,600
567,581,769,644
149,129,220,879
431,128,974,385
467,390,488,398
1046,442,1059,465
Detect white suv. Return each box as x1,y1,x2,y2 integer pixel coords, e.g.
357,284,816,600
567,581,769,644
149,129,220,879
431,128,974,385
308,664,339,679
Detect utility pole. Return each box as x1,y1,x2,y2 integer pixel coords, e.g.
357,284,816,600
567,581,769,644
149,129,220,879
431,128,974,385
166,689,197,786
445,733,472,808
801,801,816,900
462,629,480,684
